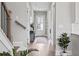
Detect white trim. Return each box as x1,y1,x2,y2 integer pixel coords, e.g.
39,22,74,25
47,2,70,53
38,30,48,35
72,23,79,35
56,50,72,56
0,28,13,52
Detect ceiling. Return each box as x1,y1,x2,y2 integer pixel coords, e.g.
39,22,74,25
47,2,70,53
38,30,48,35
30,2,51,11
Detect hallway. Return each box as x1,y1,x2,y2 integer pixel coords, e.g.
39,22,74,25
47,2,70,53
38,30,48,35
27,2,54,56
28,37,54,56
1,2,79,56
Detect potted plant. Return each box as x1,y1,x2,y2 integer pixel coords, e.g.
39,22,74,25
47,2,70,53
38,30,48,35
58,33,70,56
0,48,38,56
0,52,11,56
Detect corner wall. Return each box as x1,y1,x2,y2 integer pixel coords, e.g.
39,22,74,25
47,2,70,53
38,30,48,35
71,34,79,56
56,2,72,55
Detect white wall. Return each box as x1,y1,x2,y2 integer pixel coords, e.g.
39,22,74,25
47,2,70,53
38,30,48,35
72,2,79,35
75,2,79,23
56,2,72,55
5,2,29,50
71,34,79,56
0,2,1,26
51,3,56,55
71,2,79,56
72,23,79,35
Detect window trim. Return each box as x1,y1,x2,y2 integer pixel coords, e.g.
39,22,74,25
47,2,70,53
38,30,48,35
1,2,12,41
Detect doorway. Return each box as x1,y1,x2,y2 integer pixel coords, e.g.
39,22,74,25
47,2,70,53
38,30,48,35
28,2,55,56
34,11,47,37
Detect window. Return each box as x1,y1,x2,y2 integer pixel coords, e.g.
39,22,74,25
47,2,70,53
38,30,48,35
1,2,11,41
36,16,43,30
1,3,8,35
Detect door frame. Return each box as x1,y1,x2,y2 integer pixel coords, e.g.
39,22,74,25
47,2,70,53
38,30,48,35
33,11,47,37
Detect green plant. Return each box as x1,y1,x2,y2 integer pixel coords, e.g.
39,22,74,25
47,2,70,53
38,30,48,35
58,33,70,53
19,49,38,56
12,48,29,56
12,48,17,56
19,50,29,56
0,48,38,56
0,51,11,56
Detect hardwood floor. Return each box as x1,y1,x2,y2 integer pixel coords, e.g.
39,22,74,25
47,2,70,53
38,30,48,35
28,37,54,56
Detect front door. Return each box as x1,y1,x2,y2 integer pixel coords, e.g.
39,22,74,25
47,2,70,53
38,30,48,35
34,11,47,37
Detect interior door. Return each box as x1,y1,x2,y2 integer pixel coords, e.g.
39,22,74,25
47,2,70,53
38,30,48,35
34,11,47,36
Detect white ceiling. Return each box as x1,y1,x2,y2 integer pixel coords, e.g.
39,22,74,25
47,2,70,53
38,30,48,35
30,2,51,11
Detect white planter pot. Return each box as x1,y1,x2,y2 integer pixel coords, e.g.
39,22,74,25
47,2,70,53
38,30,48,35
61,52,67,56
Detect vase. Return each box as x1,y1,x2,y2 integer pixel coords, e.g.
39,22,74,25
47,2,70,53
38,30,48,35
61,52,67,56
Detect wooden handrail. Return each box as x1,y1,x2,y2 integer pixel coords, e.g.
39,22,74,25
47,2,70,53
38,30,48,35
1,2,12,18
15,20,26,29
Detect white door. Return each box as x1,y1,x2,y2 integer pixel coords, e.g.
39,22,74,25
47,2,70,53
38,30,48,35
34,11,47,36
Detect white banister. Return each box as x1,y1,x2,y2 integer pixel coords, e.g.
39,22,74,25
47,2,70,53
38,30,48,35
0,28,13,52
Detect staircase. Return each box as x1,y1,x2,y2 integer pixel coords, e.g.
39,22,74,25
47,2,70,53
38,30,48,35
0,28,13,54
